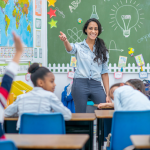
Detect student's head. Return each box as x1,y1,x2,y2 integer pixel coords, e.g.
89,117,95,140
83,18,108,65
109,83,123,100
28,63,56,92
126,79,146,94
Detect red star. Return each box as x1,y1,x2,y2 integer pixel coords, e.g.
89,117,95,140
47,8,56,18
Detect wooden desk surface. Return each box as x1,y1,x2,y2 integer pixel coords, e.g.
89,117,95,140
4,113,96,121
95,110,114,118
94,104,114,109
4,117,18,121
130,135,150,149
70,113,96,121
6,134,89,149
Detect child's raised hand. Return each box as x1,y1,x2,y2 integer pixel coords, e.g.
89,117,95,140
12,32,23,64
12,32,23,54
59,31,67,42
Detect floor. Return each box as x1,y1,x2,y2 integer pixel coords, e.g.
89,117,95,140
86,105,107,150
93,120,107,150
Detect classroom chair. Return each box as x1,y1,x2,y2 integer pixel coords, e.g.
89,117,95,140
19,113,66,134
107,110,150,150
0,140,17,150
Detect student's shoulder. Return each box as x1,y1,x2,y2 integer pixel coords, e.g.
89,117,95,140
115,85,134,94
42,90,59,100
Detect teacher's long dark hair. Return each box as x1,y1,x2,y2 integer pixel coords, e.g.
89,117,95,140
83,18,108,64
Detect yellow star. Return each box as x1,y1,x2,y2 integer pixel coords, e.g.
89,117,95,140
48,18,57,28
47,0,57,7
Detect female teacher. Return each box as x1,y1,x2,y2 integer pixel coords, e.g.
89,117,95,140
59,18,111,113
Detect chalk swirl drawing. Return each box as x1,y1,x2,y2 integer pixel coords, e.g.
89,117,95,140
109,40,124,53
67,27,83,43
55,7,65,18
69,0,81,13
109,0,144,38
90,5,99,20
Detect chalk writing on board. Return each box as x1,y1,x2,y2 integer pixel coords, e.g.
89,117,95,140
69,0,81,13
137,33,150,43
55,7,65,18
109,40,124,53
110,1,144,38
67,27,83,43
90,5,99,20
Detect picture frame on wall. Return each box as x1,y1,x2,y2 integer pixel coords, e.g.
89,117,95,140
35,18,41,29
39,48,42,58
34,48,37,58
36,30,41,47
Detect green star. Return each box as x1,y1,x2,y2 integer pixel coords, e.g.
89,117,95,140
48,18,57,28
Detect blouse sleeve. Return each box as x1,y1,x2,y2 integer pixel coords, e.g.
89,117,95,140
65,43,78,55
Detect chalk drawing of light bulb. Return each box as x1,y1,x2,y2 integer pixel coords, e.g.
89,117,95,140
109,0,144,38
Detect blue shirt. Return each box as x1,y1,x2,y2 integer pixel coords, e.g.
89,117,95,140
114,85,150,111
66,39,109,82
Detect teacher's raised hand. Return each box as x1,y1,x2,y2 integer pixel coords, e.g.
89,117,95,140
59,31,67,42
59,31,72,52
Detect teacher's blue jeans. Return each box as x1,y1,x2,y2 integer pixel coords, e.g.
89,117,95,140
71,78,106,113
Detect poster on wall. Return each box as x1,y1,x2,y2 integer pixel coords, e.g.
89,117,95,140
70,56,77,67
35,0,42,16
34,48,37,58
35,18,41,29
135,54,145,67
39,48,42,58
36,30,41,47
0,29,1,44
118,56,127,68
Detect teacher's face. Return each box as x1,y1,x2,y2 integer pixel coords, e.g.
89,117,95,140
85,21,98,40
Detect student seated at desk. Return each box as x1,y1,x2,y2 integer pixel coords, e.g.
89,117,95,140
0,32,23,139
98,79,146,109
5,63,72,130
109,82,150,110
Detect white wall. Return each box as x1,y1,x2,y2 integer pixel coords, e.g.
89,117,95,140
54,73,150,100
32,0,47,66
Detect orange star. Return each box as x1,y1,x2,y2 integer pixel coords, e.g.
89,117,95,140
47,0,57,7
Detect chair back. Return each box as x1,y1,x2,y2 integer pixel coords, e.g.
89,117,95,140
19,113,66,134
110,111,150,150
0,140,17,150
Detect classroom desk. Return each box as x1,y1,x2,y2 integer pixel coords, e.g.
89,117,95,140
6,134,89,150
66,113,96,150
130,135,150,150
4,113,96,150
93,104,114,109
95,110,114,150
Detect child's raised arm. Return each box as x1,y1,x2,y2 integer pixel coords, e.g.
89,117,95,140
0,32,23,139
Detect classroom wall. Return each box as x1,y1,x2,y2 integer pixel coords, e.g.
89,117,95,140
54,73,150,100
44,1,150,100
0,0,47,87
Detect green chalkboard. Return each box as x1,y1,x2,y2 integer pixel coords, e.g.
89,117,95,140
47,0,150,66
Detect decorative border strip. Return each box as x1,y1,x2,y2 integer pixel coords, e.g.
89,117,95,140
48,63,150,74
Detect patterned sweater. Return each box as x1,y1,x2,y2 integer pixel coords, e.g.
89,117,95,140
0,62,18,139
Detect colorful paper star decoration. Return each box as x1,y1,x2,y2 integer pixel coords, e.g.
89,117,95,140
47,0,57,7
47,8,56,18
48,18,57,28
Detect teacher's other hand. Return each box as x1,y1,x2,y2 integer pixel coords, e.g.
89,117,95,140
59,31,67,42
106,95,111,103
